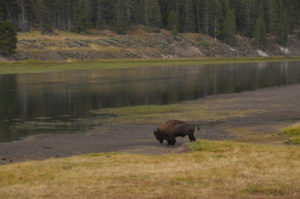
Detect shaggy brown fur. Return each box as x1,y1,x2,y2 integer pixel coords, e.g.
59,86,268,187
154,120,197,146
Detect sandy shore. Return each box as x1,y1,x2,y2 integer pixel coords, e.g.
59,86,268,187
1,84,300,164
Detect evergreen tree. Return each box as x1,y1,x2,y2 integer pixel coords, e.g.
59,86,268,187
101,0,115,26
167,11,178,35
0,0,4,21
0,0,299,48
207,0,222,42
148,0,161,28
73,0,90,33
0,21,17,55
39,0,53,34
268,2,277,34
203,0,209,35
222,8,237,46
276,9,289,46
253,15,267,50
94,0,104,29
194,0,202,33
184,0,195,32
243,0,258,37
2,0,20,23
141,0,150,26
176,0,195,32
233,0,246,33
113,0,128,34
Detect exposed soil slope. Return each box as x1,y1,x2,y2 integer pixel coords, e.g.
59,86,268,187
2,26,300,61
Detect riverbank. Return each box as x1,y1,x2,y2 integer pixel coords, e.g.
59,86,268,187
1,84,300,164
1,56,300,75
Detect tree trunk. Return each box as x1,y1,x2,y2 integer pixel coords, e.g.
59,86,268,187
96,0,102,29
127,0,130,21
145,0,148,25
18,0,28,32
205,0,209,35
214,17,217,43
197,0,200,33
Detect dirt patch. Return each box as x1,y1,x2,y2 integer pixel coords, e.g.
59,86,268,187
1,84,300,164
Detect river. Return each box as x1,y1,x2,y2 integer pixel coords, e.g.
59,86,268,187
0,61,299,142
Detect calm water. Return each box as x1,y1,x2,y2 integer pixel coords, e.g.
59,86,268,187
1,61,300,142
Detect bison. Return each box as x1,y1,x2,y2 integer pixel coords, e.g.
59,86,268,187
153,120,198,146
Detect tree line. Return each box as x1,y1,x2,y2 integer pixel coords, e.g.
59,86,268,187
0,0,300,55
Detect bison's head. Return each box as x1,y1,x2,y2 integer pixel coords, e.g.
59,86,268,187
153,128,163,144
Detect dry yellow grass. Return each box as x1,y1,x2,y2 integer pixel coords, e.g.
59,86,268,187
227,124,289,143
0,140,300,199
17,30,108,40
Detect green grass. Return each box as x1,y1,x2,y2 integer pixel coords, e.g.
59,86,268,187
189,139,235,152
281,123,300,144
0,140,300,199
1,56,300,75
91,99,263,124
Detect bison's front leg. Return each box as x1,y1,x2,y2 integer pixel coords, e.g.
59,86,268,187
167,136,176,146
188,133,196,142
188,131,196,142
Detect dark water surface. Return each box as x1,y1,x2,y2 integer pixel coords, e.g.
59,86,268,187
1,62,300,142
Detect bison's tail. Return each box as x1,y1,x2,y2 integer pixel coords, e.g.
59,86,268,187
196,125,200,131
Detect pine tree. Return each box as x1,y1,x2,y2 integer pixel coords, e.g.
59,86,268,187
176,0,195,33
184,0,195,32
286,0,299,31
0,0,4,21
276,9,289,46
233,0,246,33
194,0,201,33
0,21,17,55
243,0,257,37
253,15,267,50
268,2,277,34
1,0,20,23
0,0,299,46
113,0,129,34
203,0,209,35
101,0,115,26
40,0,53,34
126,0,138,24
222,8,237,46
167,11,178,35
73,0,90,33
208,0,222,43
148,0,161,28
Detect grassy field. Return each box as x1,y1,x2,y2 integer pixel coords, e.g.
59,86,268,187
0,140,300,199
1,56,300,75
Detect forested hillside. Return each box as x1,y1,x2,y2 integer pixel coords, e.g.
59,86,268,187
1,0,300,47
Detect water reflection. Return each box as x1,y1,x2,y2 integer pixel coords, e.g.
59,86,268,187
0,61,299,142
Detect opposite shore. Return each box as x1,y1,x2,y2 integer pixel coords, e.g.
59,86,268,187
1,56,300,75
